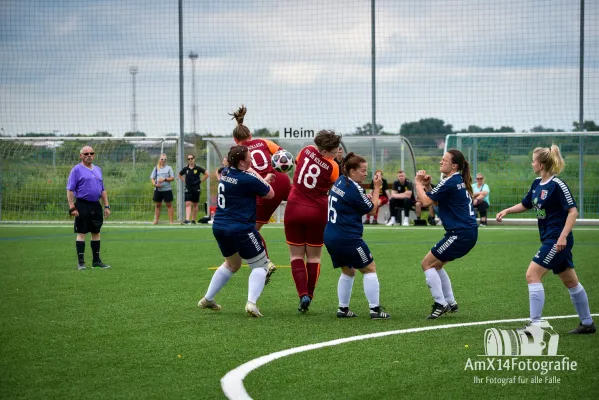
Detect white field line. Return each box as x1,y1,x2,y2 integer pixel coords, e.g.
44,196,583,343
221,313,599,400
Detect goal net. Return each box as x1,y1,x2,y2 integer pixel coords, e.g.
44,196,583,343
445,132,599,220
0,137,184,222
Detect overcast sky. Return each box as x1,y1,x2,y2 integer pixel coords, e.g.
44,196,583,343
1,0,597,137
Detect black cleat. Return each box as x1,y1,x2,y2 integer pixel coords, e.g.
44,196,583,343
370,306,391,319
182,220,191,225
191,220,196,225
337,307,357,318
428,216,436,226
568,322,596,334
363,219,370,225
77,263,86,271
448,302,459,313
426,302,450,319
298,295,311,312
92,260,111,269
372,220,378,225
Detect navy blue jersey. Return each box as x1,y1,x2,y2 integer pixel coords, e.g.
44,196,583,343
324,175,374,244
522,176,577,242
212,167,270,232
427,173,478,231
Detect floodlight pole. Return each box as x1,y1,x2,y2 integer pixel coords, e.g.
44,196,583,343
189,52,199,135
371,0,377,172
578,0,585,218
177,0,185,222
129,66,139,134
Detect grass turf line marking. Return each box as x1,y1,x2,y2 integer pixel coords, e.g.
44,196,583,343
221,313,599,400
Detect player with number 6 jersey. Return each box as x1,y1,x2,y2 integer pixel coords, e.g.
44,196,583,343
229,105,291,284
284,130,341,312
414,149,478,320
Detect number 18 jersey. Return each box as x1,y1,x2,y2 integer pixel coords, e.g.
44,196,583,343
287,145,339,208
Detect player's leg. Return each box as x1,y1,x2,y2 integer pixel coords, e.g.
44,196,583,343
241,230,270,317
525,261,550,323
165,202,174,224
184,201,192,223
558,266,595,334
191,200,199,223
90,202,109,269
337,266,357,317
306,245,322,299
200,253,242,311
358,260,390,320
421,251,450,319
153,201,161,224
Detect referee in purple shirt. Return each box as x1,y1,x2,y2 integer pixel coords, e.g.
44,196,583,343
66,145,111,270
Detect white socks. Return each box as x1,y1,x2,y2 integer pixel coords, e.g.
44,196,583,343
248,267,267,304
338,273,355,307
568,283,593,325
437,268,456,304
205,263,234,300
424,269,446,305
528,282,545,322
363,272,380,308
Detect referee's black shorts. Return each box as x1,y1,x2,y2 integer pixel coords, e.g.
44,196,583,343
74,199,103,234
184,187,201,203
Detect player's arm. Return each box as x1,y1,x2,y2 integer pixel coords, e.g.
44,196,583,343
495,203,527,222
264,139,282,155
201,171,209,183
367,175,382,216
556,207,578,252
414,171,433,207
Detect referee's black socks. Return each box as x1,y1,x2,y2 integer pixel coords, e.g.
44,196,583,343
76,241,85,264
91,240,101,262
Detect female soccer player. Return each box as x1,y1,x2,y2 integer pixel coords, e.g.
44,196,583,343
323,152,390,319
413,149,478,319
198,145,274,317
285,130,341,312
230,105,291,281
496,145,595,334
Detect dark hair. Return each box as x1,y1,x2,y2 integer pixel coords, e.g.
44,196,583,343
341,152,366,184
314,130,342,152
229,105,251,142
227,145,249,169
447,149,473,198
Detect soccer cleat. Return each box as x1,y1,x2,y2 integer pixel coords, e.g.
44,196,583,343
264,261,277,285
372,220,378,225
298,295,311,313
370,306,391,319
568,322,596,334
245,301,263,318
337,307,357,318
363,219,370,225
402,217,410,226
182,220,191,225
198,297,222,311
191,220,196,225
427,216,436,226
448,302,459,313
426,302,450,319
77,263,86,271
92,260,111,269
385,217,397,226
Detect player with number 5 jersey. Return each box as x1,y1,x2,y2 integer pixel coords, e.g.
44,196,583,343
414,149,478,320
284,130,341,313
229,105,291,283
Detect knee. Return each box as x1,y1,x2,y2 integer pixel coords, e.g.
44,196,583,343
525,271,540,284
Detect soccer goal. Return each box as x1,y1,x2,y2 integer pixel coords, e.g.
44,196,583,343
0,137,186,222
445,132,599,222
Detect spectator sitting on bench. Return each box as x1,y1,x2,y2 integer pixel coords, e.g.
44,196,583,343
364,169,389,225
472,173,490,226
386,170,414,226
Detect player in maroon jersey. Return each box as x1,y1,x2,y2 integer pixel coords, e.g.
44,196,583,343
284,130,341,312
230,105,292,282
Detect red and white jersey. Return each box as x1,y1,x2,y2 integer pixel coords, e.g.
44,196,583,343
288,145,339,208
240,138,281,178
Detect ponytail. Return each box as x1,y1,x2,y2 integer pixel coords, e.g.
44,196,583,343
342,152,366,186
533,144,565,175
229,105,251,142
447,149,473,197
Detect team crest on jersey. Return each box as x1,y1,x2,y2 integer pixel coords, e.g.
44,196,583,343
540,190,548,200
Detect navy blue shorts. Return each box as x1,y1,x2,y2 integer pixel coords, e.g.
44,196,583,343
533,238,574,275
432,227,478,262
213,227,264,260
325,240,374,269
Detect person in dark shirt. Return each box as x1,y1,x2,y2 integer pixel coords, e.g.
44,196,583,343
386,170,414,226
333,146,344,167
178,154,209,224
496,144,594,334
66,145,111,270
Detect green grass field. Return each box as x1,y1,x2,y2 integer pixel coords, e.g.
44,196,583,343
1,224,598,399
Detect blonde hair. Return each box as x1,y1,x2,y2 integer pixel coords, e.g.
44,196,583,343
533,144,565,175
156,153,167,170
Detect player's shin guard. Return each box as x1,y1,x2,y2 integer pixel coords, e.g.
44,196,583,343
528,283,545,322
337,273,354,308
568,283,593,325
205,263,234,300
247,252,269,303
306,262,320,298
363,272,380,309
424,269,446,305
291,259,308,297
437,268,456,304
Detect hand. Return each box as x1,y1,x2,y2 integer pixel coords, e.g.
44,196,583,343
265,173,276,184
70,209,79,217
373,174,382,189
556,236,567,253
415,170,427,183
104,208,111,218
473,199,479,206
496,209,508,222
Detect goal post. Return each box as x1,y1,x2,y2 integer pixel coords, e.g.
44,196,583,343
0,137,198,223
444,132,599,222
